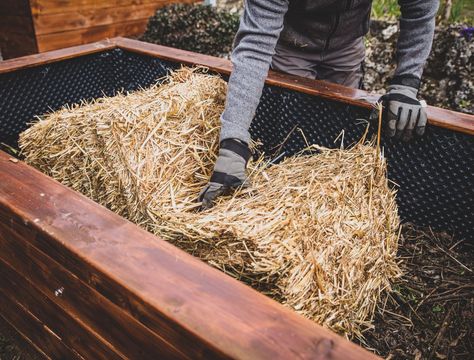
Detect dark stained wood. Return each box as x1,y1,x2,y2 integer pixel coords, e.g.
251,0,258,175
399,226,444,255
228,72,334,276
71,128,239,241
0,32,38,59
114,37,474,136
116,37,234,74
0,1,38,59
0,211,189,359
30,0,175,15
0,257,125,360
0,0,194,59
1,36,472,135
30,0,126,15
424,105,474,135
0,293,81,359
0,39,116,73
116,0,196,5
0,15,35,35
0,151,379,360
0,0,31,16
33,4,165,35
36,20,146,52
0,315,48,360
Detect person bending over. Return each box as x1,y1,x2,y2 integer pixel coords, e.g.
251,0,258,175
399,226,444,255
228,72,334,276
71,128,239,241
200,0,439,208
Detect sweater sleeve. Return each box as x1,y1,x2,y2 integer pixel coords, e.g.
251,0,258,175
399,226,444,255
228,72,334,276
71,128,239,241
220,0,289,143
394,0,439,80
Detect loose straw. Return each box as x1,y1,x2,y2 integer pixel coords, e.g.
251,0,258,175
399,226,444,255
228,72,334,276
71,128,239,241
20,67,401,339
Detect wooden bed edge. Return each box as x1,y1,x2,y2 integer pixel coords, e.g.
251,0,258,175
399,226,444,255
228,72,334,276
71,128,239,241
0,39,117,74
0,150,379,360
0,37,472,135
114,37,474,136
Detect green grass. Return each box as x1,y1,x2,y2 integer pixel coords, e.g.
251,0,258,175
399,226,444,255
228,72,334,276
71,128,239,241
371,0,474,24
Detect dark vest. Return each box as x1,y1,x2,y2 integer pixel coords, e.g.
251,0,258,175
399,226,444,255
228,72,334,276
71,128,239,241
279,0,373,51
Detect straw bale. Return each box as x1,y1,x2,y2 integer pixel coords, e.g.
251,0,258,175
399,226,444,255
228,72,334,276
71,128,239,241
20,67,401,338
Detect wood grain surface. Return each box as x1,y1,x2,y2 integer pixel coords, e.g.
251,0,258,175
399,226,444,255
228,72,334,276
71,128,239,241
0,0,38,59
0,293,80,359
0,209,188,359
0,256,124,360
0,149,379,359
0,39,116,73
36,20,147,52
1,37,472,134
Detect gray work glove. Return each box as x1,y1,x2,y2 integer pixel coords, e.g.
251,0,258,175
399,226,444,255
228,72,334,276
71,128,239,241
199,138,251,210
377,75,428,141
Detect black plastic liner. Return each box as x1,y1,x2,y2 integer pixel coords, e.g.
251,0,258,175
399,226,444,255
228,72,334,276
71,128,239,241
0,48,472,239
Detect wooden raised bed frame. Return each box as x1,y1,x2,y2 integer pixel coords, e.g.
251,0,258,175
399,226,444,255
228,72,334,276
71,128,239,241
0,0,198,59
0,38,473,360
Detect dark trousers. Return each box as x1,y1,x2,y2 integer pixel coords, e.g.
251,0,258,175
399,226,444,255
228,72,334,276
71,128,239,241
271,36,366,89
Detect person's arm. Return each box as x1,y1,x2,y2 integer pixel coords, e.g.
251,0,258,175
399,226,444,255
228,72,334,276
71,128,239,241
220,0,289,143
381,0,439,140
199,0,289,208
394,0,439,80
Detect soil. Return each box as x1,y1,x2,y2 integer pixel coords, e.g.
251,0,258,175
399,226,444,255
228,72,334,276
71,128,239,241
358,224,474,359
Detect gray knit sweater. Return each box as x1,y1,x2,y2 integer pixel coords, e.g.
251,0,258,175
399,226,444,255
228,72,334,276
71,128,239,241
220,0,439,143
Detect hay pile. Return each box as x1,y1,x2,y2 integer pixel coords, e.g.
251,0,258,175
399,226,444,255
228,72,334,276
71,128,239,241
20,68,401,338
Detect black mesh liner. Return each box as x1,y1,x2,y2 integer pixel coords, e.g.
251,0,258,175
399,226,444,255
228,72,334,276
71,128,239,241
251,87,473,240
0,49,177,146
0,49,472,239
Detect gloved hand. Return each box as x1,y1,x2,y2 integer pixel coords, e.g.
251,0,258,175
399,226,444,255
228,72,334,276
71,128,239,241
377,75,428,141
199,138,251,210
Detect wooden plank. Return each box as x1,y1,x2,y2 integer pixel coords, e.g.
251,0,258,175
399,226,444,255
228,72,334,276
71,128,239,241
116,0,196,6
423,105,474,135
36,20,147,52
0,211,189,360
31,0,118,15
0,32,38,59
0,39,116,73
4,223,228,360
114,37,474,136
0,15,35,35
0,2,37,59
0,0,31,16
33,4,164,35
30,0,196,15
0,151,379,360
0,292,81,359
0,258,125,360
0,36,471,135
0,315,48,360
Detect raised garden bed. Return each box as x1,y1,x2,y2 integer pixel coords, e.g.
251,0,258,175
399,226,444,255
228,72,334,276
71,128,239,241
0,38,472,359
